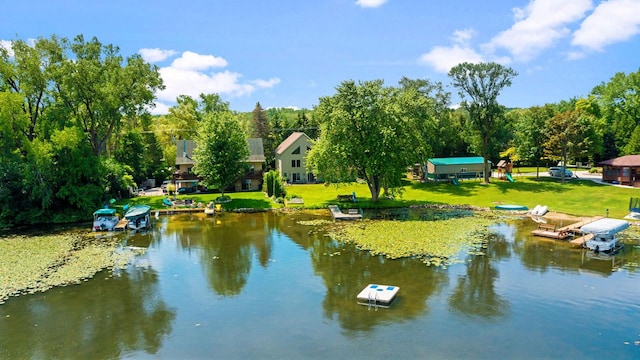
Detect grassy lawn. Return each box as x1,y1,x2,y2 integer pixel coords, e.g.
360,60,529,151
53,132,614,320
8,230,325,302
121,176,638,219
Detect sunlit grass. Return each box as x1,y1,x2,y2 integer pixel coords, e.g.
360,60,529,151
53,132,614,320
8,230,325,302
123,175,637,219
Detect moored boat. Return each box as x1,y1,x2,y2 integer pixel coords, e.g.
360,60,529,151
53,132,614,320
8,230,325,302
93,208,119,231
495,204,528,211
581,218,629,253
124,204,151,230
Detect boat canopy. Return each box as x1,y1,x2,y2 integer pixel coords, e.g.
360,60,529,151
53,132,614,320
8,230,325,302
581,218,629,235
94,208,117,216
124,204,151,218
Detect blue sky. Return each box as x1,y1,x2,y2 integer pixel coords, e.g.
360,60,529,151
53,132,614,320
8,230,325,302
2,0,640,114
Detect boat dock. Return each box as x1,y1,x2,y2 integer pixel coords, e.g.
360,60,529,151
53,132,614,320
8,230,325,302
114,218,129,231
569,233,595,246
328,205,363,220
531,216,604,241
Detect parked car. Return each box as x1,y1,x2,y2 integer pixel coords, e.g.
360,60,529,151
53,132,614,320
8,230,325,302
161,180,171,192
177,187,196,194
548,167,573,177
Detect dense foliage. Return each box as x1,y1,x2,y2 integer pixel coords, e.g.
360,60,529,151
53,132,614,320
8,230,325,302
1,32,639,227
0,35,163,227
193,111,250,197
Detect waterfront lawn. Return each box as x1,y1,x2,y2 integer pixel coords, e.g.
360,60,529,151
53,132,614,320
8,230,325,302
121,176,637,219
286,177,637,219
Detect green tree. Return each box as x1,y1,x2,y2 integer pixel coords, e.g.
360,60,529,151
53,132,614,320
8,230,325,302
54,35,164,156
448,62,517,183
251,102,276,169
510,105,556,176
308,80,414,202
193,112,249,197
397,77,451,178
544,110,594,182
591,69,640,157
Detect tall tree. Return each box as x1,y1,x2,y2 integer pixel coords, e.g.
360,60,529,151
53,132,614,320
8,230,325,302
448,62,517,183
308,80,414,202
251,102,275,169
0,36,65,144
54,35,164,156
397,77,451,179
193,112,249,198
591,69,640,157
544,109,593,183
510,105,556,176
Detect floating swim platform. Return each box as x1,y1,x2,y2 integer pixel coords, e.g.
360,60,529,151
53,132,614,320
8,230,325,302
356,284,399,306
495,204,528,211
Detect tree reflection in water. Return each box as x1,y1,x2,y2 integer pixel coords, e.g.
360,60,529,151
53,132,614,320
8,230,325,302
0,267,175,359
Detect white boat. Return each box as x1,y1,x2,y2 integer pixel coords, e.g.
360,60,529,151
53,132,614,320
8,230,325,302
124,204,151,230
530,204,548,216
93,208,119,231
581,218,629,253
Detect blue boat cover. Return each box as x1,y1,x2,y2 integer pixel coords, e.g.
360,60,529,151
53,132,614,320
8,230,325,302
580,218,629,235
94,208,116,216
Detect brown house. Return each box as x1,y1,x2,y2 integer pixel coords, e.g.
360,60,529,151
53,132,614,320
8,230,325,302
173,138,265,192
599,155,640,186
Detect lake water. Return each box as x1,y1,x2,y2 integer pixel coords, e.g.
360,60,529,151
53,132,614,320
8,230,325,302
1,210,640,359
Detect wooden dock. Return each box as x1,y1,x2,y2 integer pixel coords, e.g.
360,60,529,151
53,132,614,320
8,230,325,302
531,216,603,241
114,218,129,231
328,205,363,220
569,233,595,246
156,208,206,215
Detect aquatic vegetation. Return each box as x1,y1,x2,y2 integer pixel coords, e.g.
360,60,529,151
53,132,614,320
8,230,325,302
0,233,139,303
297,219,333,226
329,216,496,266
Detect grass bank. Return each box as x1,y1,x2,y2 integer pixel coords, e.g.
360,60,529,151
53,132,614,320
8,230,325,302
123,176,637,219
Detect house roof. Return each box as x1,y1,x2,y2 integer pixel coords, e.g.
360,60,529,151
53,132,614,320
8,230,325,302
247,138,266,162
598,155,640,167
275,132,310,155
428,157,487,166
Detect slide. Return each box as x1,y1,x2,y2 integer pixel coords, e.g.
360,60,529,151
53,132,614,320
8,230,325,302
505,173,514,182
450,177,460,185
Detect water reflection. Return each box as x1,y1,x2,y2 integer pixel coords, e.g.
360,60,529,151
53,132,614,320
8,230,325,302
2,211,640,359
0,267,175,359
449,228,510,320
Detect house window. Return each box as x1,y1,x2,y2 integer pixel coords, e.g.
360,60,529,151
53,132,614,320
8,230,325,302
242,179,252,191
460,168,467,173
292,146,301,154
293,173,301,183
291,159,301,168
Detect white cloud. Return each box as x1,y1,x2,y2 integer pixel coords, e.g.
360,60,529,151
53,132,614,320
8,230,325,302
355,0,387,8
170,51,227,71
147,101,171,116
418,44,484,73
250,78,281,88
0,40,13,57
151,51,280,109
483,0,593,61
139,48,177,63
572,0,640,51
451,29,477,46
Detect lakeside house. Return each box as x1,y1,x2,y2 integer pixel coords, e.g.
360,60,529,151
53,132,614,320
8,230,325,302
275,132,316,184
173,138,266,192
599,155,640,187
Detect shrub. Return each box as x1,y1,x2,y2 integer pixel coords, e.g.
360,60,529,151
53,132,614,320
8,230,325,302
263,170,286,198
